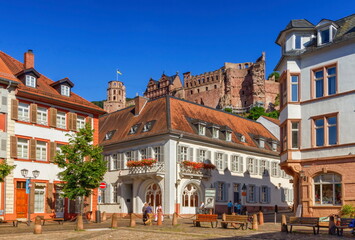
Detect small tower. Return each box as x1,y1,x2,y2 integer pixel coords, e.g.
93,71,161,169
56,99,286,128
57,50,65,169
103,80,126,113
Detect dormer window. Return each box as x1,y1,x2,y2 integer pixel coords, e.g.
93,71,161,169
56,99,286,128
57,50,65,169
258,137,265,148
295,35,302,49
226,131,232,141
240,135,246,143
212,127,219,138
143,121,154,132
61,85,70,96
317,24,337,46
26,75,36,88
198,124,206,136
104,130,116,140
129,124,140,134
271,141,278,151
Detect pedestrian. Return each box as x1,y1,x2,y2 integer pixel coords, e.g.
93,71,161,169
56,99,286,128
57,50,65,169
144,203,153,225
142,202,148,224
199,201,205,214
154,204,164,222
237,202,242,215
234,202,238,214
227,200,233,215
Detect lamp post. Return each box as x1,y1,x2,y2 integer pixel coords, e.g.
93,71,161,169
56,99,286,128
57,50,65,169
21,168,40,226
241,184,247,209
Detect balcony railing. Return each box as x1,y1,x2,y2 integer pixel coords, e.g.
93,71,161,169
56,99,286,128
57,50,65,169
128,162,165,175
179,163,212,179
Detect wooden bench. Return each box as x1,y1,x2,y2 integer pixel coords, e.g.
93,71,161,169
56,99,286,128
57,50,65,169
40,216,64,225
193,214,218,228
0,219,28,227
221,215,249,230
336,218,355,236
287,217,319,235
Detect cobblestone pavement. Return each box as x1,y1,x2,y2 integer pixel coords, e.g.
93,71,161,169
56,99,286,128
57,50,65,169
0,216,353,240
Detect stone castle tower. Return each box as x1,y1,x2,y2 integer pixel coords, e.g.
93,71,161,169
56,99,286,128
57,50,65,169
103,80,126,113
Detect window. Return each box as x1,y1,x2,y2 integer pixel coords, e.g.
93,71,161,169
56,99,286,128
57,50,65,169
231,155,243,173
197,149,207,162
290,75,299,102
212,127,219,138
61,85,70,96
261,186,270,203
280,81,287,107
36,141,47,161
320,28,330,44
140,148,147,159
125,151,131,161
111,184,117,203
215,153,223,170
143,121,154,132
295,35,302,49
76,116,85,131
154,146,163,162
198,124,206,135
226,131,232,141
56,111,66,129
37,107,48,125
17,138,29,159
247,157,257,175
247,185,256,202
56,143,64,155
314,173,341,205
178,146,189,161
182,184,199,207
18,103,30,122
259,159,269,175
313,66,337,98
99,189,105,204
111,154,118,170
104,130,115,140
291,122,300,149
26,75,36,88
216,182,226,201
34,184,45,213
271,162,280,177
314,115,337,147
129,124,139,134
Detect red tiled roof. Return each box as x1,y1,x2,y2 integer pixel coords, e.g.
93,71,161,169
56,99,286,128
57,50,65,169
0,51,106,114
100,96,278,154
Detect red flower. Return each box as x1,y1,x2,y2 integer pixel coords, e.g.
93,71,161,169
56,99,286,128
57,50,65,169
126,159,157,167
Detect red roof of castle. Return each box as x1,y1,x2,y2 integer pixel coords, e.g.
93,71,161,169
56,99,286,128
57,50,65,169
100,96,279,155
0,51,106,114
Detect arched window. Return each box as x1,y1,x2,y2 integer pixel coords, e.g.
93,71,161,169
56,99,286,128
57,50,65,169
314,173,341,205
182,184,199,207
145,183,162,210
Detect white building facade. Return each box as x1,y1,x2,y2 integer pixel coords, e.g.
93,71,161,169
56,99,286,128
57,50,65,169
275,14,355,217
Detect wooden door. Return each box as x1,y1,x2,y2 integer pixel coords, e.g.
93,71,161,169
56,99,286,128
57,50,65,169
16,181,27,218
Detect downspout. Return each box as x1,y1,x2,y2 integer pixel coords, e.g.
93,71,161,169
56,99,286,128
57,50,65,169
175,134,183,214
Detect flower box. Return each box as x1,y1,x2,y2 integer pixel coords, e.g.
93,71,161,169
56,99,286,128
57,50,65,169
182,160,216,170
126,159,157,167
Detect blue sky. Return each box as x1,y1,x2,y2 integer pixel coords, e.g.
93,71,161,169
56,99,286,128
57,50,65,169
1,0,353,101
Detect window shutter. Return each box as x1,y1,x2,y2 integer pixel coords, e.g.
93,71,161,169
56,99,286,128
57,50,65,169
49,142,57,162
239,156,244,173
11,99,18,120
267,187,271,203
258,160,263,175
230,155,234,171
160,147,164,162
277,164,281,178
246,185,250,203
46,183,54,213
195,148,199,162
72,113,77,131
207,151,211,163
188,148,193,161
214,152,218,166
254,159,258,175
255,186,259,203
105,184,111,203
49,108,57,128
177,146,181,162
223,154,228,170
224,183,230,202
86,116,92,128
147,147,153,158
10,136,17,158
1,139,6,152
30,103,37,123
67,113,72,131
281,188,285,202
29,139,36,160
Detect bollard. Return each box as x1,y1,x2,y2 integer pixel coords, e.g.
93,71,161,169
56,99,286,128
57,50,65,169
222,213,226,221
172,212,178,226
111,213,118,228
129,213,136,227
157,212,162,226
281,214,287,232
258,211,264,225
102,211,107,221
95,210,101,223
33,216,42,234
252,214,258,230
76,214,84,231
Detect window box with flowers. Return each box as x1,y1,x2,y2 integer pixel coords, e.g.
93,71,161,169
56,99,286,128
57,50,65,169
126,158,157,167
181,160,216,170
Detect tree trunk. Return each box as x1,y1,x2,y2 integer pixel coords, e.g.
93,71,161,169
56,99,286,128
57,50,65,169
76,196,84,230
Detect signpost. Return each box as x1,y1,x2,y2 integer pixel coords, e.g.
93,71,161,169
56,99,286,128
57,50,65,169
204,188,216,210
99,182,107,189
97,182,106,223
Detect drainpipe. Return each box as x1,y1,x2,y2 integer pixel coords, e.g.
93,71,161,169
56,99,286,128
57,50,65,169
175,134,183,214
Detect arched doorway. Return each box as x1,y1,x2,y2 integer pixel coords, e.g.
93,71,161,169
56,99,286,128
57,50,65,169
145,183,162,211
181,183,200,214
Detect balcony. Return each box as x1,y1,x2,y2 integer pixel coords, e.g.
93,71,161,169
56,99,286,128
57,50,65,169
179,163,212,179
122,162,165,179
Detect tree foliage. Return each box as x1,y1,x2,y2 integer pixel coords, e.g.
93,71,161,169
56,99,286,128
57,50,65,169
0,161,15,182
247,106,279,121
268,71,280,81
55,124,106,205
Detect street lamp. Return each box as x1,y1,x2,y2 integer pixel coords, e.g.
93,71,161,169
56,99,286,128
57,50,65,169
21,168,40,226
241,184,247,207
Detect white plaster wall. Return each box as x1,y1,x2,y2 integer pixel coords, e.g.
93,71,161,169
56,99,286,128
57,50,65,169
257,117,280,140
15,123,73,142
13,161,62,182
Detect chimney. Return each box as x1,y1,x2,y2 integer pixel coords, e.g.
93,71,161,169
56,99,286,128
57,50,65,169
24,49,34,69
134,96,148,115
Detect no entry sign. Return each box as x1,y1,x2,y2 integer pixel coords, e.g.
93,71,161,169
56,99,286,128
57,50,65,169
99,182,107,189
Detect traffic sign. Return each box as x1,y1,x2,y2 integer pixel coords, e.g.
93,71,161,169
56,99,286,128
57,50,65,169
99,182,107,189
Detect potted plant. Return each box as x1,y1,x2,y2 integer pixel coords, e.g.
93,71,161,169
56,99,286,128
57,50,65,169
126,158,157,167
340,204,355,218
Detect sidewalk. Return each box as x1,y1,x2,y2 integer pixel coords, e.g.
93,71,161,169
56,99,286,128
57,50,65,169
0,216,352,239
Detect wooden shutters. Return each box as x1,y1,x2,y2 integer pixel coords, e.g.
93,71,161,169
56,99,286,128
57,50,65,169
49,108,57,128
29,139,36,160
49,142,57,162
86,116,92,128
30,103,37,123
10,136,17,158
67,113,77,131
11,99,18,120
46,183,54,213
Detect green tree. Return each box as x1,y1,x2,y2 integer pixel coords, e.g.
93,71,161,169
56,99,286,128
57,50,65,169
0,161,15,182
268,71,280,81
55,124,106,228
247,106,266,120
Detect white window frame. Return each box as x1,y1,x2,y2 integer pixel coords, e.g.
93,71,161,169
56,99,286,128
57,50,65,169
231,155,243,173
111,184,117,203
56,111,66,129
76,116,85,131
226,131,232,141
261,186,269,203
212,127,219,138
37,107,48,125
18,102,30,122
34,185,45,213
154,146,163,162
179,146,188,161
26,75,36,88
61,85,70,96
215,152,223,170
271,162,280,177
36,141,47,161
248,185,256,203
247,157,257,175
17,138,29,159
198,124,206,136
198,149,207,162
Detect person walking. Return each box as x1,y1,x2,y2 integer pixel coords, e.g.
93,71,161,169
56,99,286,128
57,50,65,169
227,200,233,215
155,205,164,222
234,202,238,214
199,201,205,214
237,202,242,215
